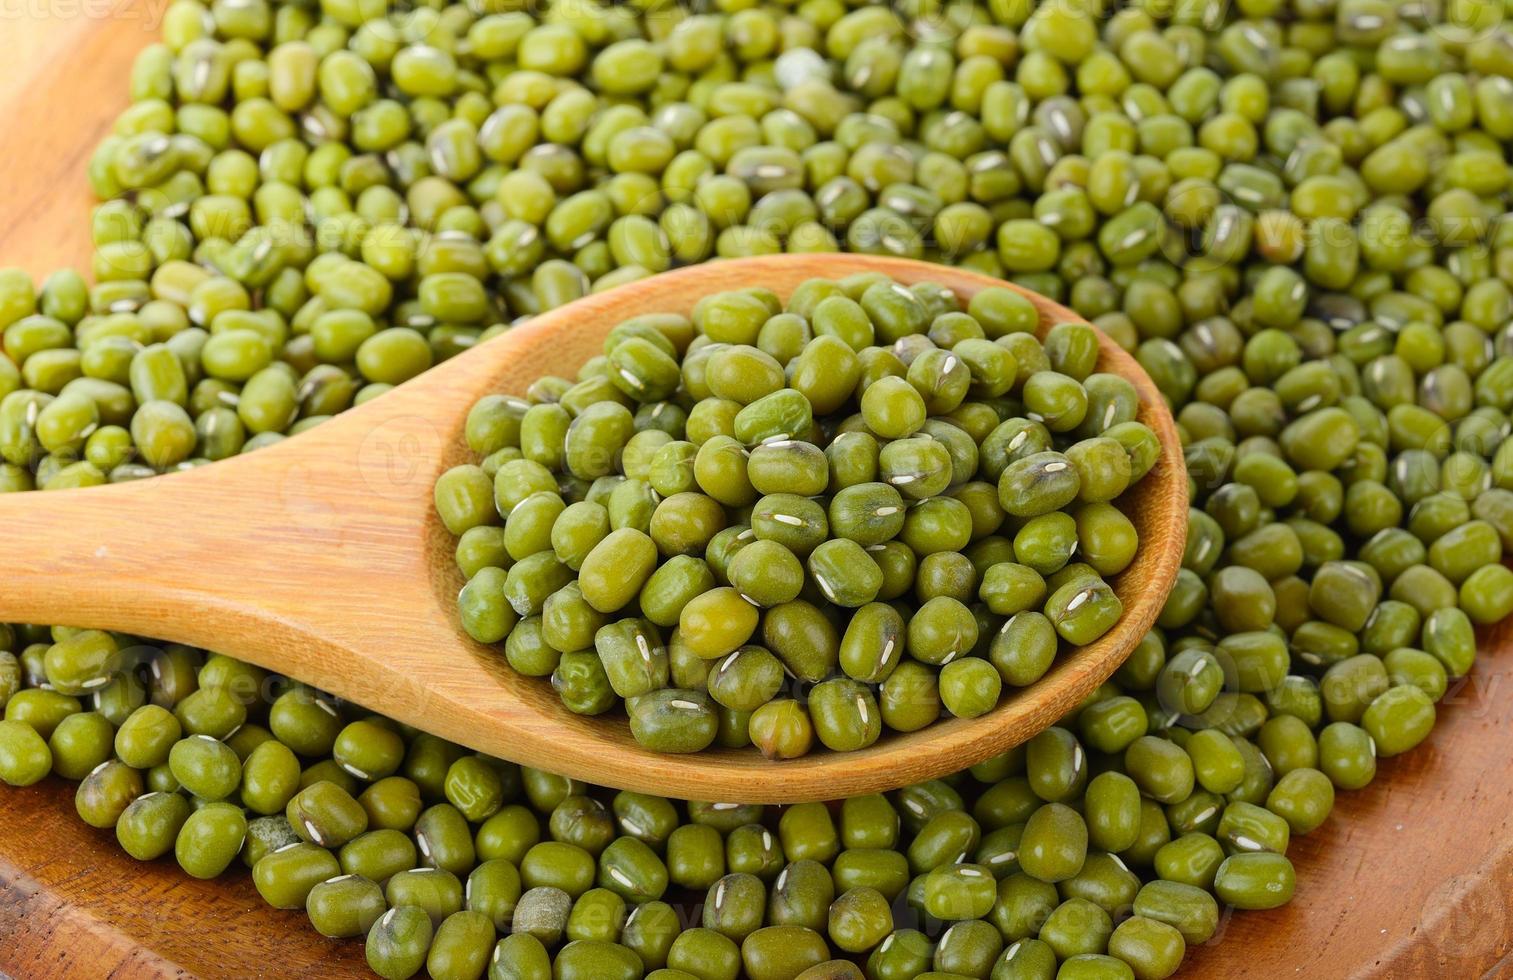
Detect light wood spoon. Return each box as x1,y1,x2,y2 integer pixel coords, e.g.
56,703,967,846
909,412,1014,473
0,254,1186,803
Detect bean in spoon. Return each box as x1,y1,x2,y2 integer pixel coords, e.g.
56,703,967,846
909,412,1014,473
0,255,1187,803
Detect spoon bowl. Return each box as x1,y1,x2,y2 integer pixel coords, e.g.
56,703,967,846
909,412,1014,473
0,254,1186,803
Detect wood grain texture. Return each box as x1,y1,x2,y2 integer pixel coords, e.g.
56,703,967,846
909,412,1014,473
1,8,1511,980
1181,622,1513,980
0,253,1188,804
0,777,365,979
0,1,150,279
2,625,1513,980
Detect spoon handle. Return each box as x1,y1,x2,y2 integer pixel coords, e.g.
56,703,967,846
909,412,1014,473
0,386,456,690
0,320,528,640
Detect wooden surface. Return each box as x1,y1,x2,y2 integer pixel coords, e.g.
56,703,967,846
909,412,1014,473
1,8,1512,980
2,624,1512,980
0,253,1188,804
0,778,366,979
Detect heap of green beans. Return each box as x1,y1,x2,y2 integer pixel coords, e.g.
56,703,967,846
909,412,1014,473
0,0,1511,976
438,276,1161,755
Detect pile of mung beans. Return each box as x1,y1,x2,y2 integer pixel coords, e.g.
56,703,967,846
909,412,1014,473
0,0,1511,977
439,275,1160,755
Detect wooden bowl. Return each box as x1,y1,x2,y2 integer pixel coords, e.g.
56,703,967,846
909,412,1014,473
1,7,1511,979
4,621,1513,979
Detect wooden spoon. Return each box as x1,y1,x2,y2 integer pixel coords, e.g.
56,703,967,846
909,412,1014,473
0,254,1186,803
